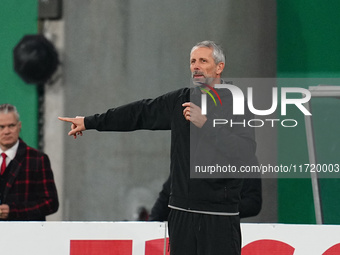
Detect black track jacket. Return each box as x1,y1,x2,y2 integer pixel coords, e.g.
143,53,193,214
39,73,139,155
84,85,257,214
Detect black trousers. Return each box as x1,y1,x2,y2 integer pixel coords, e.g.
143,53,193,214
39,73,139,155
168,209,241,255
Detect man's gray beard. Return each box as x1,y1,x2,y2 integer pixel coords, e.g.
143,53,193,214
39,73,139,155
191,76,214,87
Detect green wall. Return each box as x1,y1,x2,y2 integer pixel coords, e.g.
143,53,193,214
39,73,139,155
0,1,38,148
277,1,340,224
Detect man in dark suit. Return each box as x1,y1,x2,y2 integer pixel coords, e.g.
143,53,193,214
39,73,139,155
0,103,59,220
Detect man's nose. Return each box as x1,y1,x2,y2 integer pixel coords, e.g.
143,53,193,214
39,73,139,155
192,63,200,70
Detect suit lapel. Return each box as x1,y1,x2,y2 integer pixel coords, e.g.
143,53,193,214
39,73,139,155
3,139,26,200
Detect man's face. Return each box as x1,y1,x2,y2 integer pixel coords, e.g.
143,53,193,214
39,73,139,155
190,47,224,86
0,112,21,151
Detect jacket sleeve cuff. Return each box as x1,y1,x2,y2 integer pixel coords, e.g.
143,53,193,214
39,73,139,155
84,115,95,130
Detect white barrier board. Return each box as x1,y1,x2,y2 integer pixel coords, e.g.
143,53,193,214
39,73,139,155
241,223,340,255
0,222,339,255
0,222,167,255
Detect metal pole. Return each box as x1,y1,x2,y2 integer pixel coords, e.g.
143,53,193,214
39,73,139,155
304,100,323,224
304,85,340,224
37,83,45,151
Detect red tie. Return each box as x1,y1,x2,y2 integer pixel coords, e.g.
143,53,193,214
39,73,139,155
1,153,7,175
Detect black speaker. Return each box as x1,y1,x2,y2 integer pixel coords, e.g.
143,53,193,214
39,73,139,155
13,34,59,85
38,0,62,20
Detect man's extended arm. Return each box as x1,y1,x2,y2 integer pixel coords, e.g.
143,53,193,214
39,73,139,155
59,89,185,135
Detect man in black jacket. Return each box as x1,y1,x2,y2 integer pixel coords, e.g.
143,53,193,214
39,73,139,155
59,41,257,255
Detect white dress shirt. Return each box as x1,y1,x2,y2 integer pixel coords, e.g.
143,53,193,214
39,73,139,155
0,140,19,168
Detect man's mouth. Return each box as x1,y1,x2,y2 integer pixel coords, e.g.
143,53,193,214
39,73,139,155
193,75,204,79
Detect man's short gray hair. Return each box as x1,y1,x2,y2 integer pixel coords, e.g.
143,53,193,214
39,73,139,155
190,41,226,64
0,104,20,121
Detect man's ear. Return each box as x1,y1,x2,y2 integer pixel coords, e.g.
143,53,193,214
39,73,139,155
216,62,225,75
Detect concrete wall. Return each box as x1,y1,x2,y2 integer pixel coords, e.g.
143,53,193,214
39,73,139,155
56,0,277,221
